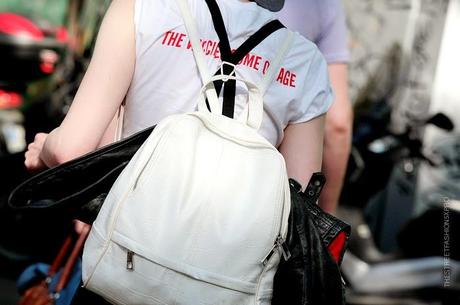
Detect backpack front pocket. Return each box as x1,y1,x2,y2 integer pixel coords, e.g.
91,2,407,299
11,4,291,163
87,235,257,305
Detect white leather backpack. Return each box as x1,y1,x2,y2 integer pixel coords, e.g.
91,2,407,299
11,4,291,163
82,0,294,304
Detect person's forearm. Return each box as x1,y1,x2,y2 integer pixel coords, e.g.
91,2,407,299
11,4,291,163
279,115,326,190
319,64,352,214
319,116,352,213
97,112,119,147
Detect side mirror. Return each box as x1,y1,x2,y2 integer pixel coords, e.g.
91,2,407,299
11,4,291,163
425,113,454,131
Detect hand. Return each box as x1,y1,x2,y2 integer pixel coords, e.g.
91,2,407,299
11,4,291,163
24,133,48,173
74,219,91,234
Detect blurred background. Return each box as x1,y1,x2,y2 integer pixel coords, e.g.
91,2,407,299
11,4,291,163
0,0,110,303
0,0,459,304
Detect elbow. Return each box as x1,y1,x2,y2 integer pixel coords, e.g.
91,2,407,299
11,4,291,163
41,136,89,167
326,108,353,137
52,143,92,165
51,149,76,165
324,105,353,151
41,145,77,167
328,116,352,137
40,127,99,167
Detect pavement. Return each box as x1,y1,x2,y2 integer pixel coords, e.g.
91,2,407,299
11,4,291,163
0,276,19,305
0,152,36,305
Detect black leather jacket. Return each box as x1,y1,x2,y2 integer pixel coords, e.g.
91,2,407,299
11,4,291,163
272,178,350,305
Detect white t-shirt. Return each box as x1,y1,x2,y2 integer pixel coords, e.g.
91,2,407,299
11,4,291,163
123,0,333,146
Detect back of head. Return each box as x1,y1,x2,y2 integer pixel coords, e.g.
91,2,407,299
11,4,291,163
252,0,285,12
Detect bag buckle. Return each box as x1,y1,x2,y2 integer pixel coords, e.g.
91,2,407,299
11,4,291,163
219,61,236,82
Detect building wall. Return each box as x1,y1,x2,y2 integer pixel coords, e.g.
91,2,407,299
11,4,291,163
344,0,448,132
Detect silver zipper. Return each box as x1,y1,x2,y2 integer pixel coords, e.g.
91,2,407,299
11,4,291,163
126,250,134,270
261,235,291,265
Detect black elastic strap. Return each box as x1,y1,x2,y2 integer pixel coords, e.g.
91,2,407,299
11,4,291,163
230,20,284,64
217,20,284,117
217,20,285,117
204,0,232,61
211,20,285,99
222,77,236,117
204,0,285,118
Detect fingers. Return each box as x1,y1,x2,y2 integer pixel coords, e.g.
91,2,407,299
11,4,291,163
24,133,49,172
26,133,48,153
24,145,46,172
24,153,46,172
27,141,41,152
34,133,48,145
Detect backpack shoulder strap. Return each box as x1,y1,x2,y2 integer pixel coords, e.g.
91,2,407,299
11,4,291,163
237,30,294,126
259,30,294,95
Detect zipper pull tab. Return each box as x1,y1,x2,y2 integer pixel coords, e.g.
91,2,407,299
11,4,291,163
261,236,292,265
261,243,277,266
277,236,291,261
126,250,134,270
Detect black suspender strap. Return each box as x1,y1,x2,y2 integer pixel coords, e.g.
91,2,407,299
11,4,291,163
230,20,285,64
204,0,285,118
216,20,285,118
204,0,232,60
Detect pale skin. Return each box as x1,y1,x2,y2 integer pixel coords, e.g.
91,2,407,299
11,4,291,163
319,64,352,214
24,0,326,230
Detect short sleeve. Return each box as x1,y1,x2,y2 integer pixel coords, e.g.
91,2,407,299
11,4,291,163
290,48,334,124
317,0,350,64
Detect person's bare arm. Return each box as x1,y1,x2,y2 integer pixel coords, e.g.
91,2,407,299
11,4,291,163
98,111,120,147
319,63,352,214
279,115,326,190
38,0,135,167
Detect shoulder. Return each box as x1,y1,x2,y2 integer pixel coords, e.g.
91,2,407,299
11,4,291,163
101,0,135,33
287,31,326,72
95,0,135,46
281,30,333,123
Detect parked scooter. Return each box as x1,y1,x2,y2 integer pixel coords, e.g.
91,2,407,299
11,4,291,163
338,108,460,304
0,12,67,157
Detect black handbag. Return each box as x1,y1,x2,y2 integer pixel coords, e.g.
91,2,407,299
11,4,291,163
9,128,350,305
8,126,154,224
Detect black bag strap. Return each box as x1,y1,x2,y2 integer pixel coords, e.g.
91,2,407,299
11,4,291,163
204,0,285,118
